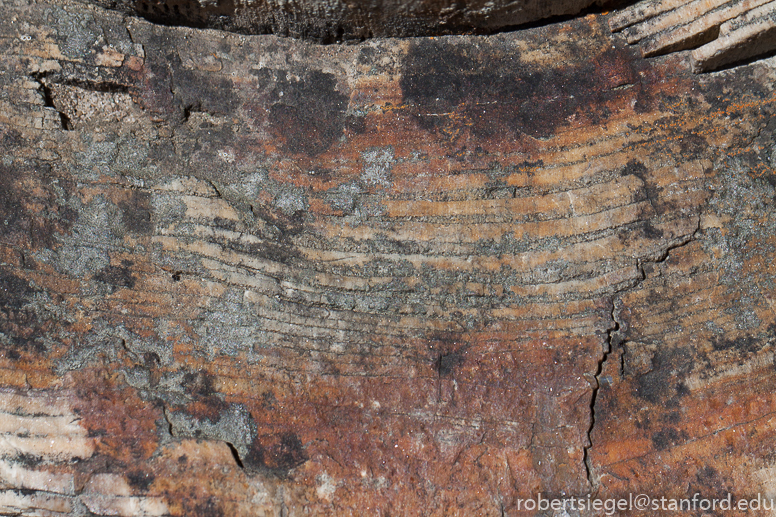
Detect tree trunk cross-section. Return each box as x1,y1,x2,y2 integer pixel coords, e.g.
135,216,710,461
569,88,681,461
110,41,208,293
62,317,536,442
1,1,776,515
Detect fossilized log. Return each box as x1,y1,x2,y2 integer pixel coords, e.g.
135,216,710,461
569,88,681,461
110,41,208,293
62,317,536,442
1,0,776,515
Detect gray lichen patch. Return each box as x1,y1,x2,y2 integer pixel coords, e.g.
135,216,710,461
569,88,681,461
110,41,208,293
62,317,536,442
165,403,258,461
194,288,259,358
74,138,119,180
272,184,308,216
45,6,101,60
53,194,127,271
360,146,394,188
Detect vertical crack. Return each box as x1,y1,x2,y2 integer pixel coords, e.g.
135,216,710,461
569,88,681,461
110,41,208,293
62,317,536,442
584,297,623,488
161,406,175,437
582,217,700,489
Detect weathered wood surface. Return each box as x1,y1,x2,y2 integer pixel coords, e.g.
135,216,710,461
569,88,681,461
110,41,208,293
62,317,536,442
86,0,601,41
1,0,776,515
610,0,776,72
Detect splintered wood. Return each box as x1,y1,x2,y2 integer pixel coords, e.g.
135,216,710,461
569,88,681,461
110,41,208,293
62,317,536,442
1,0,776,515
610,0,776,72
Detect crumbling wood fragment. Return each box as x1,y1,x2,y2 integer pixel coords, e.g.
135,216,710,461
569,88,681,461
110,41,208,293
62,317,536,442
610,0,776,72
1,0,776,515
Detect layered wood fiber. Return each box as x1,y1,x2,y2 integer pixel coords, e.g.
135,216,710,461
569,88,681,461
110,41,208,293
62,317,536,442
0,0,776,514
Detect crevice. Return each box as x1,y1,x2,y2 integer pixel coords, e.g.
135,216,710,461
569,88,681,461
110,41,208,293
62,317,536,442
31,71,130,94
583,216,702,488
161,406,175,437
651,216,702,265
31,73,72,131
207,180,223,199
226,441,245,469
584,297,621,488
88,0,636,44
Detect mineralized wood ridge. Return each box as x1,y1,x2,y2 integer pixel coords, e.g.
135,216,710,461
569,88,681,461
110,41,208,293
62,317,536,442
1,0,776,515
610,0,776,71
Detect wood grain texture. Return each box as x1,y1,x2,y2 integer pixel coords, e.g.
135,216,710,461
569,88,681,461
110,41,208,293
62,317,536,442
610,0,776,72
0,1,775,514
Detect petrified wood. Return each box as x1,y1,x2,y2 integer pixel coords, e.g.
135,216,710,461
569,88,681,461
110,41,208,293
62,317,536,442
0,0,775,515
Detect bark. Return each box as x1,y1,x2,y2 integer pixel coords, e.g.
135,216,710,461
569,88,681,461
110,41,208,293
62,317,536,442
1,0,776,515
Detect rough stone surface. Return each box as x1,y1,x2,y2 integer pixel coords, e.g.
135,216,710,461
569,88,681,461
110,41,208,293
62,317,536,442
1,0,776,515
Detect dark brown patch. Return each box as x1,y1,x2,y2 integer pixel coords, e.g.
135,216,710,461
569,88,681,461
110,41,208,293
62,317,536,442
94,262,137,289
711,335,763,354
266,70,348,156
400,34,651,140
429,331,468,377
126,470,155,491
634,347,693,403
244,432,308,476
182,370,218,398
651,427,688,450
173,68,238,118
0,163,75,249
0,270,46,353
118,190,154,235
192,496,225,517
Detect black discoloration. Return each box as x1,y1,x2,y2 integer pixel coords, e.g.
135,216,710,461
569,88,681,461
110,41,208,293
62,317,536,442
126,470,155,491
400,37,650,140
182,370,218,398
260,391,277,410
0,270,47,353
118,190,154,235
251,203,306,237
651,427,688,450
634,368,671,404
429,332,467,377
634,347,693,403
267,70,348,156
640,221,664,239
244,432,308,476
0,129,23,153
437,351,465,377
711,335,763,354
622,159,666,214
94,263,137,289
217,231,299,265
174,69,238,117
622,159,648,181
662,411,681,424
192,496,225,517
678,134,709,159
247,241,299,265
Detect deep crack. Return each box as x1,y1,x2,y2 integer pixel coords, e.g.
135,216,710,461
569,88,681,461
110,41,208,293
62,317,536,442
584,297,620,487
30,73,72,130
584,217,701,488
